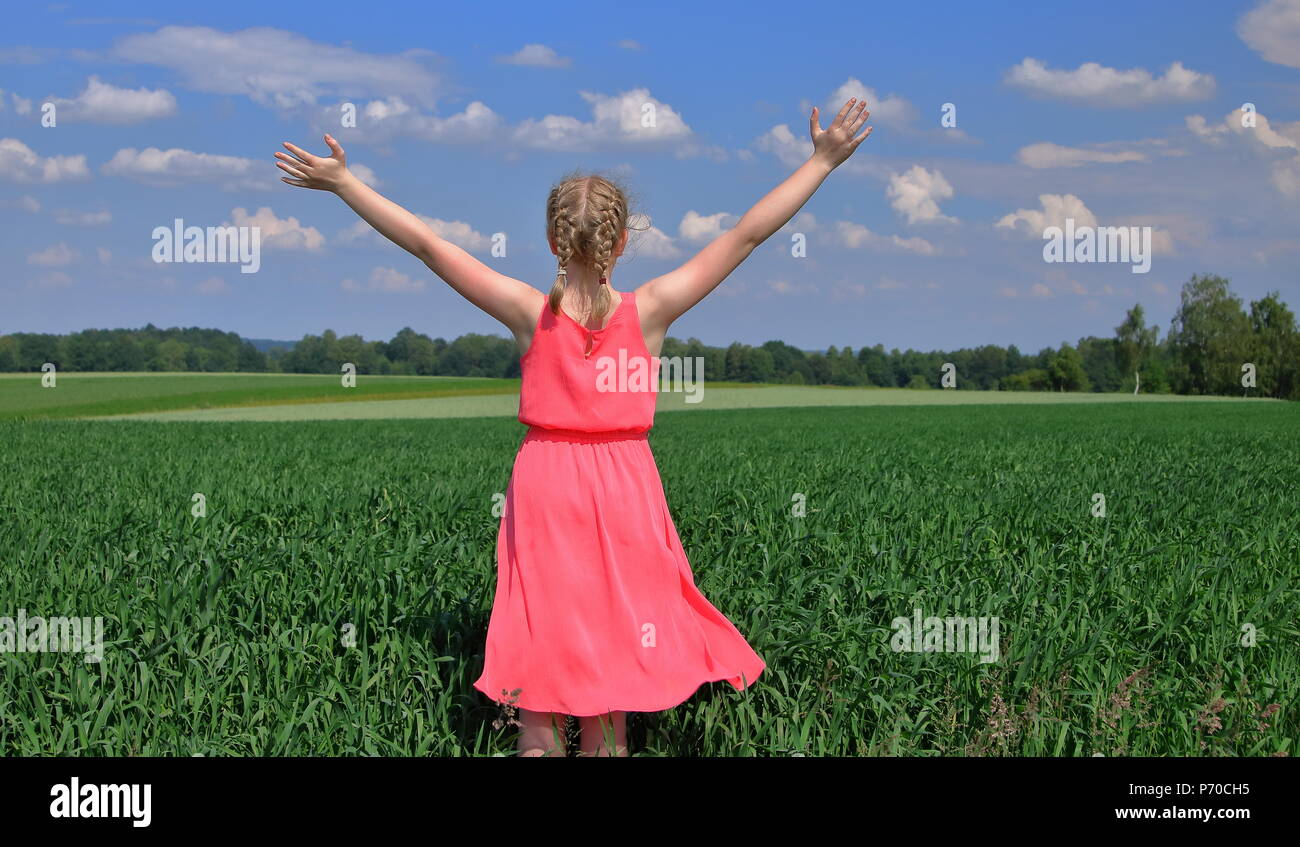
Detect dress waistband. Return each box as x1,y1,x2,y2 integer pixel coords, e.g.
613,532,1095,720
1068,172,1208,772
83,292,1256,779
524,426,649,443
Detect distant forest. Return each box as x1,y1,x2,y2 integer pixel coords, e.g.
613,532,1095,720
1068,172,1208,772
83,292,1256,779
3,274,1296,399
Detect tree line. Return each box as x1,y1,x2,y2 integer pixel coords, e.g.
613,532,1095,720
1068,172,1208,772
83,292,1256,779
1,274,1295,399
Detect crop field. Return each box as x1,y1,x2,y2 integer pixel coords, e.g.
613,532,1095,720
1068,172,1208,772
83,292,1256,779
2,393,1296,756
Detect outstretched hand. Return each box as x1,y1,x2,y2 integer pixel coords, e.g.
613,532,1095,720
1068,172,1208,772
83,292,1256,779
275,134,350,192
810,98,872,168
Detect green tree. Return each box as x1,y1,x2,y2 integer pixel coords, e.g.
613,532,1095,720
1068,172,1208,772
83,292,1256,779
1115,304,1159,394
1167,274,1251,395
1047,343,1090,391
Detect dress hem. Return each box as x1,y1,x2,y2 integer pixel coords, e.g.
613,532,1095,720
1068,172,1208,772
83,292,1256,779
472,665,764,717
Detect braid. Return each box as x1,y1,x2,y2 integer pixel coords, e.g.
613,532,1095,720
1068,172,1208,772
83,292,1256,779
545,172,631,320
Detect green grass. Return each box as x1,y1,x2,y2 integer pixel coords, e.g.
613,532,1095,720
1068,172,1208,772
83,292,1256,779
2,401,1297,756
0,372,518,421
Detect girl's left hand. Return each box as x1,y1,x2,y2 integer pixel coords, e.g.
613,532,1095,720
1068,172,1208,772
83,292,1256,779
275,134,350,192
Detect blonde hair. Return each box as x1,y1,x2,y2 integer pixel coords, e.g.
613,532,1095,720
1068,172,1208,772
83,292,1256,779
545,171,643,319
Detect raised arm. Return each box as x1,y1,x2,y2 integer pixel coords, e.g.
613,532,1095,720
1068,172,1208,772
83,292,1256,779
275,135,541,339
637,98,872,336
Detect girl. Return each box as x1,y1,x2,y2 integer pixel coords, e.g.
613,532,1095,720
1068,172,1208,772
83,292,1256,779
275,97,872,756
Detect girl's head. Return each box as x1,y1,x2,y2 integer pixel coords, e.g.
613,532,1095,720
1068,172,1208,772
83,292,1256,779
545,171,644,316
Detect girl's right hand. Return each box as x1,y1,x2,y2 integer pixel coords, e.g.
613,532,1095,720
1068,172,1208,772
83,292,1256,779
275,134,351,192
810,97,872,169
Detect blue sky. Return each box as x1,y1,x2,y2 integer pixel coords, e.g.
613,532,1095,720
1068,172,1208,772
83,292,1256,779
2,0,1298,353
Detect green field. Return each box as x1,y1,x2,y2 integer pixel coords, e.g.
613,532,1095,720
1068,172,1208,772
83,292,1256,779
1,379,1296,755
0,371,1262,422
0,372,517,421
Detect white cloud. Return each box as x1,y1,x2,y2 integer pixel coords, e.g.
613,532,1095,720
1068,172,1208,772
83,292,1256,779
821,78,915,126
102,146,264,190
0,138,90,183
1238,0,1300,69
497,44,571,68
348,98,502,144
1029,283,1053,298
342,266,426,293
347,162,380,188
55,209,112,226
12,94,32,115
49,76,176,123
97,248,112,265
1005,58,1215,105
886,165,956,224
997,286,1019,298
833,221,937,255
226,207,324,250
1186,107,1300,197
512,88,698,153
20,195,41,213
627,215,681,259
997,193,1098,234
28,243,78,266
678,210,737,243
999,196,1176,255
112,26,443,109
754,123,812,168
1017,142,1147,168
616,39,643,51
1186,108,1300,150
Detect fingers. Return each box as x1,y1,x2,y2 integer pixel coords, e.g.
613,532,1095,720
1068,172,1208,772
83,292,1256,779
832,97,856,128
849,126,874,151
275,151,310,173
322,133,345,159
281,141,318,165
848,102,870,134
280,176,309,188
809,105,821,137
276,161,308,180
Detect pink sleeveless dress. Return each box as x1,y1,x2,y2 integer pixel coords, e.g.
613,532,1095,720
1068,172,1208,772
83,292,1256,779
472,289,766,716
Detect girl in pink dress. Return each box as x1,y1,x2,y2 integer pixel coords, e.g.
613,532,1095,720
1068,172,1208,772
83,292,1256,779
275,97,872,756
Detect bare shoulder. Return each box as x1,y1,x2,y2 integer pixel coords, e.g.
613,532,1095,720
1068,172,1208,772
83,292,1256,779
632,279,670,334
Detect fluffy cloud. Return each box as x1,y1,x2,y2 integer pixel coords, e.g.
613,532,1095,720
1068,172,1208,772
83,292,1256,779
497,44,571,68
0,138,90,183
627,214,682,259
833,221,937,255
1186,108,1300,150
226,207,324,250
1017,142,1147,168
997,193,1098,233
342,98,502,144
678,210,737,243
49,76,176,123
886,165,956,224
997,194,1175,253
112,26,443,109
754,123,812,168
342,266,426,293
1186,107,1300,196
1237,0,1300,69
511,88,697,153
102,146,265,190
821,77,915,127
1005,58,1214,105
